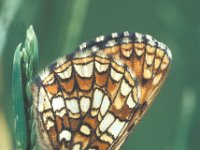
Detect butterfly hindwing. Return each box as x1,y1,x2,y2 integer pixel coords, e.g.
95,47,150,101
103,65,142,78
32,31,172,150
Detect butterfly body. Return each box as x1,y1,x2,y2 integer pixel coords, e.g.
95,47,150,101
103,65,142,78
32,31,172,150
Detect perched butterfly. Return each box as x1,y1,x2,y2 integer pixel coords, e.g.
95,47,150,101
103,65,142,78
32,31,172,150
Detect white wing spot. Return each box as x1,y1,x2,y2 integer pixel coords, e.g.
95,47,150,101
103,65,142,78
38,87,51,112
92,89,104,109
80,97,90,113
57,65,72,79
66,98,80,114
99,112,115,132
107,119,126,138
80,124,91,135
74,62,94,78
45,120,54,130
110,68,123,82
120,79,132,96
96,35,105,42
95,61,109,73
124,31,130,36
122,37,131,43
126,93,136,108
72,144,81,150
52,97,65,111
135,32,143,42
79,42,87,50
106,40,117,47
59,130,72,142
112,32,118,38
100,95,110,116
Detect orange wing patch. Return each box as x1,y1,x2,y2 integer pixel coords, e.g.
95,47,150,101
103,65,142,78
32,31,172,150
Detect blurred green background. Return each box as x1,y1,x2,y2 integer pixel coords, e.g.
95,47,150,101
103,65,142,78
0,0,199,150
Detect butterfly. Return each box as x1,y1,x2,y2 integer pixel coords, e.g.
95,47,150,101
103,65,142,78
32,31,172,150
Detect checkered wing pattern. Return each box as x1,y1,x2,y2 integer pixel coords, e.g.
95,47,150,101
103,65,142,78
32,32,172,150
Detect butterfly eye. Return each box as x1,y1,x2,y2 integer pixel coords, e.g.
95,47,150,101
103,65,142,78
32,31,172,150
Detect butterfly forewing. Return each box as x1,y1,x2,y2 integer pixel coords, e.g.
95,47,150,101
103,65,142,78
32,31,172,150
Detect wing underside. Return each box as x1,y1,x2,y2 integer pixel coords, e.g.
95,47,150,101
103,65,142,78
32,31,172,150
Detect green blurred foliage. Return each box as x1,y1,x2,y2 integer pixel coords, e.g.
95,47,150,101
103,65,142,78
0,0,200,150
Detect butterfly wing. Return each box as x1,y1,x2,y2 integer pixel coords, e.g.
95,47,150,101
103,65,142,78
32,32,172,150
78,32,172,150
79,32,172,105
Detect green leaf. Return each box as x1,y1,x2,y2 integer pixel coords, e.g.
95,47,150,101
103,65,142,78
12,25,38,150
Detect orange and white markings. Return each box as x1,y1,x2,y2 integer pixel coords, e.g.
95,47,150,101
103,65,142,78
32,31,172,150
